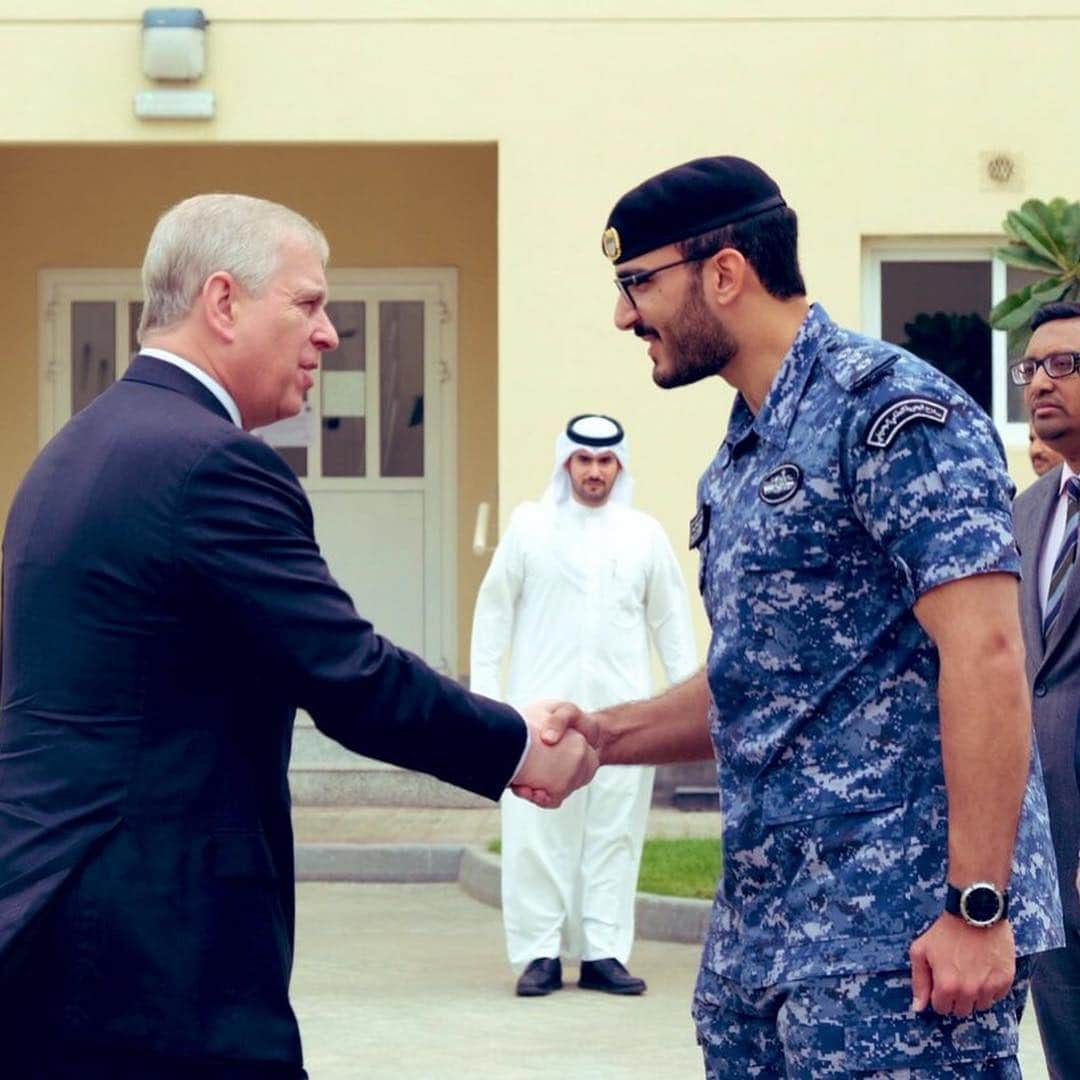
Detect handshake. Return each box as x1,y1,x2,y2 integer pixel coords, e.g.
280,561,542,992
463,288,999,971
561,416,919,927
509,702,601,809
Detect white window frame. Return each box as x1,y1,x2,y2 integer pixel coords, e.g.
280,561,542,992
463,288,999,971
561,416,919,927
861,239,1024,448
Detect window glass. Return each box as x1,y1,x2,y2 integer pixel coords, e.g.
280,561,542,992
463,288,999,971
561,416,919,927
71,301,116,415
379,301,424,477
880,261,992,415
322,301,367,478
128,301,144,361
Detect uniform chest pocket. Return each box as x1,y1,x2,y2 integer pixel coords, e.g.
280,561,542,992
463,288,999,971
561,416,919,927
737,512,835,574
736,520,851,672
740,543,832,574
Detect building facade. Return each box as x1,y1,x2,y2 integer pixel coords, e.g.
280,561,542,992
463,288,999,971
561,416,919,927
2,2,1075,675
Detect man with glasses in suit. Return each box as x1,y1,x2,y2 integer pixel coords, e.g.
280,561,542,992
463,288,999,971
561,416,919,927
1011,301,1080,1079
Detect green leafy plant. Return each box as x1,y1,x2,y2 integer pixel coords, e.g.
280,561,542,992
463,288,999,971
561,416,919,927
989,198,1080,353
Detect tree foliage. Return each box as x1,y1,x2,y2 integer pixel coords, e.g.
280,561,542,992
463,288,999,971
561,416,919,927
989,198,1080,353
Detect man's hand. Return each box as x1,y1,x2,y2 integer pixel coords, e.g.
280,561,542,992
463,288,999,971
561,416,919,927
909,913,1015,1016
510,701,600,808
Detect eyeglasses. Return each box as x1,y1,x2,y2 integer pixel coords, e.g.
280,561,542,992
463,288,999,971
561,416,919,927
1009,352,1080,386
614,252,714,309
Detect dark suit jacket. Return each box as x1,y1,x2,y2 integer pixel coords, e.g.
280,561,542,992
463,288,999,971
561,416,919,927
1015,465,1080,941
0,356,525,1064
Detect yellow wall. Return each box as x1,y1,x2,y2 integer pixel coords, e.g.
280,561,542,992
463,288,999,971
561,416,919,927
2,3,1079,659
0,144,497,661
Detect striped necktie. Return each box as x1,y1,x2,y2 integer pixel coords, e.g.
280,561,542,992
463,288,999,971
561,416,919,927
1044,475,1080,639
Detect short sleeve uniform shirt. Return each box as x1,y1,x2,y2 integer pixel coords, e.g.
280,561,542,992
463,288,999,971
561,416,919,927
695,304,1063,986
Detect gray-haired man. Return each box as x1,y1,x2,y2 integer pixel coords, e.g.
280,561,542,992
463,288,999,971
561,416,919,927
0,193,597,1077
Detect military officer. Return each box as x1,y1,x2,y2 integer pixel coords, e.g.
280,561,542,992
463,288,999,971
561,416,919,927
561,157,1064,1077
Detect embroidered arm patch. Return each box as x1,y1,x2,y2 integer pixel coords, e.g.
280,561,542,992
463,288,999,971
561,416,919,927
865,397,951,449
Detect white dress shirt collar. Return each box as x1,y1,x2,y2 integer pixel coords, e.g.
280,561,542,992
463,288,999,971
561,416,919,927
1038,459,1080,615
138,347,243,428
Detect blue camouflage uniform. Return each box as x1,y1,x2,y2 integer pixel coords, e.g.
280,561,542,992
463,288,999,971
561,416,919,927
691,304,1063,1077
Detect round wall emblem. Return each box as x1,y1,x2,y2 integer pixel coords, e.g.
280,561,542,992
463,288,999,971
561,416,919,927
601,226,622,262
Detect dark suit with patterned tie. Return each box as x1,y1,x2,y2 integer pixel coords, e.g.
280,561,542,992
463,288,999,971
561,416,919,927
0,356,526,1075
1014,466,1080,1079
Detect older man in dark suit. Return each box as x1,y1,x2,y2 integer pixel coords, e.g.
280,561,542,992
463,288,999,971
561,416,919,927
1012,300,1080,1080
0,194,598,1079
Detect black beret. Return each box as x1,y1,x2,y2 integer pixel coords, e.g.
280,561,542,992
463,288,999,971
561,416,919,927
602,156,786,265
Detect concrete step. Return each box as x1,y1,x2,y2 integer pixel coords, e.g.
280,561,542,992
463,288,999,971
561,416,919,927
652,760,718,803
672,785,720,812
291,717,381,769
288,716,488,808
289,717,724,812
288,768,489,808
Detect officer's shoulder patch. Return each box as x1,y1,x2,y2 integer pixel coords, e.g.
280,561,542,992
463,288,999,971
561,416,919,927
865,397,950,449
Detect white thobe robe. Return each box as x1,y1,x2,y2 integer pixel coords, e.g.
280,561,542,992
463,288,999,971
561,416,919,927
470,498,698,969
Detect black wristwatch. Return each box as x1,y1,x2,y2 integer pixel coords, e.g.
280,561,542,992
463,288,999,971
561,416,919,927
945,882,1009,928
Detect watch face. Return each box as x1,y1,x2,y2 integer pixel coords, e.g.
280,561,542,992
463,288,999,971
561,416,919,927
962,884,1004,926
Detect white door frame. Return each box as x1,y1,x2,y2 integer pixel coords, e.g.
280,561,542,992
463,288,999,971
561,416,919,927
37,266,459,672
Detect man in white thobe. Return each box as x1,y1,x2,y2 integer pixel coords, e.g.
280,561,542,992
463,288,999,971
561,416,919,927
471,414,698,997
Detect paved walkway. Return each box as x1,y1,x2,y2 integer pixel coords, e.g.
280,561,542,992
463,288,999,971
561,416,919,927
289,806,1049,1078
293,882,706,1079
290,879,1050,1079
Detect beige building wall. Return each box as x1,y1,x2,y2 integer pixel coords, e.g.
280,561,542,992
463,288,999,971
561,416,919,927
0,144,497,659
2,2,1077,657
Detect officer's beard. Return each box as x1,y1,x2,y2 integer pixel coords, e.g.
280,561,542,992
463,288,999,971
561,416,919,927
650,276,737,389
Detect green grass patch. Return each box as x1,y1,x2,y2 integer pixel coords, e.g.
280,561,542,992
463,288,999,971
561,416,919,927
486,837,722,901
637,838,721,900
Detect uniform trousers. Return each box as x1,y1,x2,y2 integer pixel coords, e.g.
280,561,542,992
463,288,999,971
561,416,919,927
692,959,1031,1079
500,763,652,970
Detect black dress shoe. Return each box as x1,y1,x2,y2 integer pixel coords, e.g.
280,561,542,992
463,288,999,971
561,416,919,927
578,958,647,995
515,957,563,997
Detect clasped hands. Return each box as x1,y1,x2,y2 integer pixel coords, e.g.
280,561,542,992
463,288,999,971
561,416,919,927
509,701,599,808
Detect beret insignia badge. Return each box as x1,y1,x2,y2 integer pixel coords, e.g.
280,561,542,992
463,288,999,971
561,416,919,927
601,226,622,262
